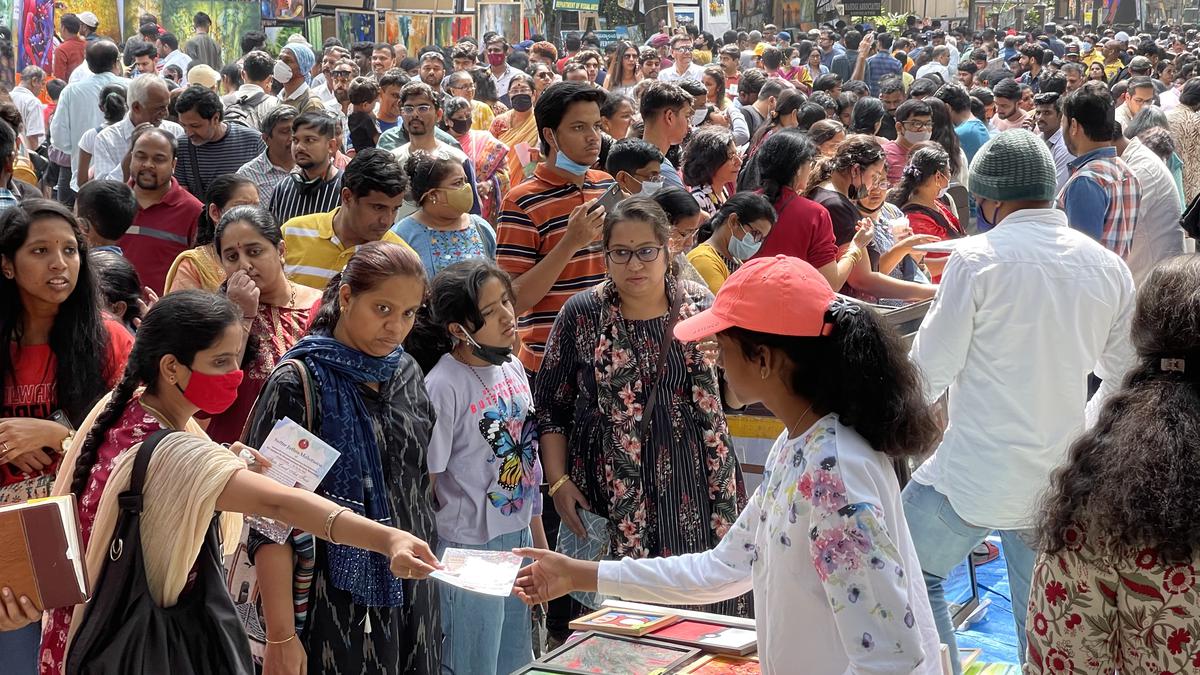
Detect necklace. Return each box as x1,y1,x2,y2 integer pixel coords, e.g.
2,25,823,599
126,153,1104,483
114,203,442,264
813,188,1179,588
139,398,179,431
788,402,816,439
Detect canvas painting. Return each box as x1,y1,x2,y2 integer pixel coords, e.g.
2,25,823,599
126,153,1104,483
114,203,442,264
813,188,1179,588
264,23,304,55
540,632,697,675
451,15,473,43
569,607,679,637
261,0,304,20
17,0,55,70
125,0,163,41
678,654,761,674
649,619,757,656
383,12,407,46
335,8,376,47
476,3,520,48
306,15,323,46
0,20,13,93
402,13,430,58
432,15,455,47
163,0,262,66
61,0,121,42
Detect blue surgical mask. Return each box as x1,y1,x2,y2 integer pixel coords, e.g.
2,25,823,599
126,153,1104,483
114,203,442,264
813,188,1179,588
552,132,592,176
728,222,763,260
976,198,999,232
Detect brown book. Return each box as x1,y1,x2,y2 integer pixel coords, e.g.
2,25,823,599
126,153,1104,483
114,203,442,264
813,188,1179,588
0,495,88,611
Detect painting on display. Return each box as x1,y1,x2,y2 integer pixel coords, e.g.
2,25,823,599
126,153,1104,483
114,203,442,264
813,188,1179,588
260,0,304,20
125,0,163,41
431,15,454,47
335,8,376,46
61,0,121,42
383,11,407,46
163,0,262,65
16,0,55,70
0,0,13,93
401,13,430,57
264,23,304,55
476,2,520,47
451,15,473,42
306,14,323,45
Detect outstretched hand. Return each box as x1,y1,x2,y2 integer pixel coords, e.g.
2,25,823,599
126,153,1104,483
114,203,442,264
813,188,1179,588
511,547,597,606
388,531,441,580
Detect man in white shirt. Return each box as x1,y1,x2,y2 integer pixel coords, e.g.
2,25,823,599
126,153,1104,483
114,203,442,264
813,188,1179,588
92,74,184,182
10,66,46,149
311,45,348,104
156,32,192,75
914,45,952,83
484,35,520,98
658,35,704,83
50,40,129,205
902,130,1135,675
1033,91,1074,192
1115,132,1184,285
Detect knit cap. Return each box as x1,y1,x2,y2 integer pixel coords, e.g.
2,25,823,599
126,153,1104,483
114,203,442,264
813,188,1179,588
282,42,315,84
967,129,1058,202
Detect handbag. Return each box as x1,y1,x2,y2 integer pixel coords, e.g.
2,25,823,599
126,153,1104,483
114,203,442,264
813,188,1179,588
1181,191,1200,240
228,358,318,663
554,285,685,609
66,430,253,675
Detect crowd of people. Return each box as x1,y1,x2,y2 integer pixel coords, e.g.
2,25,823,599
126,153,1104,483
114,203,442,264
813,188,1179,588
0,8,1197,675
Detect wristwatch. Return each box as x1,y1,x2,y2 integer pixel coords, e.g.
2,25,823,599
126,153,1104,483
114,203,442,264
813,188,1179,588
61,431,75,454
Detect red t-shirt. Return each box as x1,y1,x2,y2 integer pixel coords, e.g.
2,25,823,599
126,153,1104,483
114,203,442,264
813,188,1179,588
882,140,911,185
121,178,203,295
1,318,133,487
903,201,963,282
753,186,839,269
52,38,86,81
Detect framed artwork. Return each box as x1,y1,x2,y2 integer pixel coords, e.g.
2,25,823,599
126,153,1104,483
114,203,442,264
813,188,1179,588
568,607,680,637
335,8,376,46
400,13,432,58
451,15,474,42
264,23,304,55
671,4,700,28
163,0,263,65
261,0,304,20
60,0,121,42
647,618,757,656
306,14,324,44
476,2,521,47
509,666,579,675
125,0,163,42
677,654,761,674
537,632,698,675
17,0,55,70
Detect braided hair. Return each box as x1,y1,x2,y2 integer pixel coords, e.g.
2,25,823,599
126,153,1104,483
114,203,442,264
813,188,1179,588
69,290,241,498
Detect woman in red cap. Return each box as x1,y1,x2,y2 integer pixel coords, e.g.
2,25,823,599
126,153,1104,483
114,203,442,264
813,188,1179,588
516,254,944,673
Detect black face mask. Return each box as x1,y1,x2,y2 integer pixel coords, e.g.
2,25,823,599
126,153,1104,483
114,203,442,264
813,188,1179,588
510,94,533,112
463,330,513,366
450,118,472,135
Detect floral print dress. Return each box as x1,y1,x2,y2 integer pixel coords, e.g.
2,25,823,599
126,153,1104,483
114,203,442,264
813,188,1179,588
595,414,941,673
1027,526,1200,674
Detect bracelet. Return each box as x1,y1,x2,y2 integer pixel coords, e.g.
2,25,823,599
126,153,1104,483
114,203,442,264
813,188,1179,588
324,507,350,545
548,475,571,497
265,633,297,645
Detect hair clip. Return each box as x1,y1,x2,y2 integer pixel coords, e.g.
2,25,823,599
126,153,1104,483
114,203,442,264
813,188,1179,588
828,297,861,320
1160,357,1187,374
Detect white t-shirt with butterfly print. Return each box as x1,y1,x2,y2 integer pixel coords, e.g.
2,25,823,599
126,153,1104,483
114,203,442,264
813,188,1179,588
426,352,543,546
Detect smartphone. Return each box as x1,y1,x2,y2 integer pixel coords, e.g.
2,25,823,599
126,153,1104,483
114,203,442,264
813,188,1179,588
588,183,623,215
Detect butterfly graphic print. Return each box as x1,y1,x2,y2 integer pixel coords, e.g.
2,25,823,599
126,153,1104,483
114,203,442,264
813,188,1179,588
478,397,539,516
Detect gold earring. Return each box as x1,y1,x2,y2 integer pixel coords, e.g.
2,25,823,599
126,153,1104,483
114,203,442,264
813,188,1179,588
760,369,768,380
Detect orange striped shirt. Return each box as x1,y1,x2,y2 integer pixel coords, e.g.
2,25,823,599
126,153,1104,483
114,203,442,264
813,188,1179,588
496,164,615,372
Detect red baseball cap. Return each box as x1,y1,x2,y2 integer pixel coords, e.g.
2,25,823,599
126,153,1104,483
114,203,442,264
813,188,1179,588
675,255,836,342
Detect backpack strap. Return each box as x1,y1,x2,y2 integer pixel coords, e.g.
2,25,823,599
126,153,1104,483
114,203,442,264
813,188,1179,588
118,429,175,515
279,358,316,428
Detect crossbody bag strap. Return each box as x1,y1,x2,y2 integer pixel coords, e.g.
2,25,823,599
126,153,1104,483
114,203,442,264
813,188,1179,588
186,140,204,200
118,429,175,515
636,285,685,440
281,358,316,428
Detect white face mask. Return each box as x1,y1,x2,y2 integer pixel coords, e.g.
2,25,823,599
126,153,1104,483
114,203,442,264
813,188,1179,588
639,179,663,196
790,57,801,67
272,61,293,84
903,129,932,145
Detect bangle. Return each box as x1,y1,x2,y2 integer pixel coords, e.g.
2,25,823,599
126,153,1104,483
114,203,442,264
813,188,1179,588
265,633,297,645
324,507,350,544
548,475,571,497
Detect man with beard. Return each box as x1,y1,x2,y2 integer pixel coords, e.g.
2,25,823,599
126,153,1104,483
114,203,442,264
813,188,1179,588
267,110,344,224
238,106,297,203
224,50,282,130
877,76,906,141
91,73,183,182
323,58,357,115
419,51,447,94
371,42,396,79
173,85,265,199
389,81,481,222
1033,91,1075,191
312,45,349,104
121,125,203,293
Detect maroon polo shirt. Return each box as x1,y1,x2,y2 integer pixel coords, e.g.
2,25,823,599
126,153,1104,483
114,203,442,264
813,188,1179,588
120,178,203,294
753,185,839,269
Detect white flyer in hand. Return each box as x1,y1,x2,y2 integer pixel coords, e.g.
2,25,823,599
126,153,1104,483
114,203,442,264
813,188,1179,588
430,548,523,596
245,417,340,543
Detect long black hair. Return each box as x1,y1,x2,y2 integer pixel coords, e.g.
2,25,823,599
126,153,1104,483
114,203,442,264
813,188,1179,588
743,129,818,203
925,97,963,177
405,259,515,374
697,191,776,245
0,200,109,425
1039,256,1200,561
722,303,940,458
90,249,142,331
886,142,950,207
197,174,257,246
213,205,284,368
69,290,241,497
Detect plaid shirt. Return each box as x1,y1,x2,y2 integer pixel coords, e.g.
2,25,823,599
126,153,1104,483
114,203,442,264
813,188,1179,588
0,187,19,214
1058,147,1140,259
864,52,904,96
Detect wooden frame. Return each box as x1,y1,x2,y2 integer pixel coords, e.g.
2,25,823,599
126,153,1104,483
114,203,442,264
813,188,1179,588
568,607,680,637
645,617,757,656
677,653,761,674
535,631,699,675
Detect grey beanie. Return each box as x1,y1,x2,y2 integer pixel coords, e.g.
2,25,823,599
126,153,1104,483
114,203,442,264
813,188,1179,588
967,129,1058,202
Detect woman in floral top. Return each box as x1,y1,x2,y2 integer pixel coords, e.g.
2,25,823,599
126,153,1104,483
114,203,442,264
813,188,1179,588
534,196,749,617
1028,256,1200,674
516,255,944,673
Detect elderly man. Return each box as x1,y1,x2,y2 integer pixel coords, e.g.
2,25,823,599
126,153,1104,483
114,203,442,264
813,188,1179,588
91,74,184,182
274,42,324,114
49,40,129,205
10,66,46,150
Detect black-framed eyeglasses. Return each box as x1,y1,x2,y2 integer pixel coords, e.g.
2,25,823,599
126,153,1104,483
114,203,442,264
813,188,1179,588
902,120,933,131
606,246,664,264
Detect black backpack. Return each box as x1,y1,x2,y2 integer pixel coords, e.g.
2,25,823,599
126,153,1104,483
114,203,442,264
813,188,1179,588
224,91,268,129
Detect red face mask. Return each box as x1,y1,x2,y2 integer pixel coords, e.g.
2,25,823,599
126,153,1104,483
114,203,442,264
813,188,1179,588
177,367,244,414
487,52,506,66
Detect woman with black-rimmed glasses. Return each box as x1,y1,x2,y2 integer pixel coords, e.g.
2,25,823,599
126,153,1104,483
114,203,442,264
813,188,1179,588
534,196,751,619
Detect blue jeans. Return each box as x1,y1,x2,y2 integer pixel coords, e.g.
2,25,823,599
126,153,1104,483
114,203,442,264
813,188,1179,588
438,528,533,675
0,623,40,675
901,481,1035,675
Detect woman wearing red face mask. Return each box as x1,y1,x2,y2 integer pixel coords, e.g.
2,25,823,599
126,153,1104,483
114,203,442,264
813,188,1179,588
37,290,438,675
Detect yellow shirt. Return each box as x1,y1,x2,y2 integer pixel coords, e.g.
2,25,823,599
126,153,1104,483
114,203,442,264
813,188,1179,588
686,242,732,295
282,207,412,289
471,100,495,132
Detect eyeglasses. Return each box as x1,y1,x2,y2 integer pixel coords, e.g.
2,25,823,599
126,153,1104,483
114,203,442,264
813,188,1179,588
673,46,692,52
401,104,435,115
901,120,933,131
450,82,476,91
735,222,768,243
331,70,354,78
606,246,664,264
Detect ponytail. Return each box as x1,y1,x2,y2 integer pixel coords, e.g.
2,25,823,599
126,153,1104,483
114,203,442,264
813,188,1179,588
698,192,776,245
721,301,940,458
886,143,950,208
308,271,345,334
